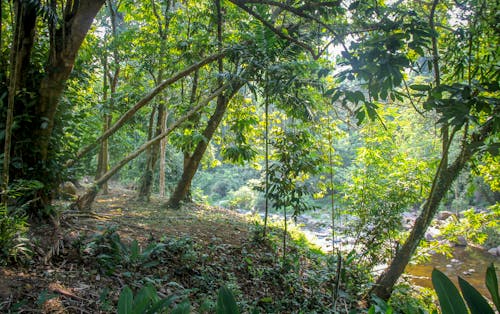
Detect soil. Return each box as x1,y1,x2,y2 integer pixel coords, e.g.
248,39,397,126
0,186,288,313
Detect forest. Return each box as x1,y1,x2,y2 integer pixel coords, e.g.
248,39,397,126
0,0,499,313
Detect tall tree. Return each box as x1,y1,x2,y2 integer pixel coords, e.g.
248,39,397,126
371,1,499,299
330,0,500,299
138,0,174,201
1,0,105,213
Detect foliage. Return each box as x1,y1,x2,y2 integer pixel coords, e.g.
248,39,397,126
477,154,500,192
117,284,189,314
0,180,41,264
438,265,498,313
225,185,257,211
388,284,438,314
431,263,499,314
194,165,259,204
266,127,321,219
341,106,434,268
83,227,167,275
0,205,30,265
116,284,242,314
216,286,240,314
438,207,499,247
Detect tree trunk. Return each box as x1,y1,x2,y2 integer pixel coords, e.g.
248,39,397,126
167,84,243,208
371,146,471,300
2,1,36,203
167,0,228,209
72,83,230,210
96,0,121,195
159,117,168,198
96,48,110,194
35,1,105,163
96,114,111,194
14,0,105,210
138,104,166,201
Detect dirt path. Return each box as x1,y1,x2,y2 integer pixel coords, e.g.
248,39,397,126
1,187,258,313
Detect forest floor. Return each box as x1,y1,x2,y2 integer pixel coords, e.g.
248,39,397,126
0,186,338,313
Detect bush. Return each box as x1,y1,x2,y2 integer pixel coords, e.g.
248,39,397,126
226,186,257,211
0,206,31,265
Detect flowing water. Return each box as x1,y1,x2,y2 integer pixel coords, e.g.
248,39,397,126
252,211,499,296
295,216,499,297
405,246,499,297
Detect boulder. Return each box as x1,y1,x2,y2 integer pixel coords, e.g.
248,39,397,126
453,235,467,247
487,248,498,256
437,211,454,220
424,227,440,241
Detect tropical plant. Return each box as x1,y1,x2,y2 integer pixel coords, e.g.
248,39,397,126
265,126,321,258
117,284,189,314
116,284,241,314
0,205,30,265
432,263,499,314
84,227,166,274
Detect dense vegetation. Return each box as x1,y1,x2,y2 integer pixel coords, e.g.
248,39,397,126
1,0,499,312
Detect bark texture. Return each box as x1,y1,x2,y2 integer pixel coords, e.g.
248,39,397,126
5,1,105,211
36,1,105,162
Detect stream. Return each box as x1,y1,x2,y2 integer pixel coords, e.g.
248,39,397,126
404,246,498,296
293,213,499,297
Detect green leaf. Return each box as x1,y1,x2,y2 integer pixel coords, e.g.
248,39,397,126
117,286,133,314
170,301,191,314
486,263,500,312
216,286,239,314
432,268,468,314
458,276,494,314
145,295,177,314
132,285,155,314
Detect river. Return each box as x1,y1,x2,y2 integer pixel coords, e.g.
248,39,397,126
405,246,499,297
294,214,499,298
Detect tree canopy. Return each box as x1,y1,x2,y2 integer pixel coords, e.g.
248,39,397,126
0,0,498,309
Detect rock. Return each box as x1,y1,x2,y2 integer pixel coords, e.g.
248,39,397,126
453,236,467,247
425,227,440,241
488,248,498,256
446,264,453,268
451,258,460,263
438,211,454,220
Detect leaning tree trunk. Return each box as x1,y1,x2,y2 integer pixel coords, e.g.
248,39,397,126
167,0,229,208
73,83,230,210
167,83,243,209
167,96,229,209
371,145,471,300
67,52,224,167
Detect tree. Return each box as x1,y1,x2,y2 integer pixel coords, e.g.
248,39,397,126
322,0,498,300
1,0,105,213
355,0,499,299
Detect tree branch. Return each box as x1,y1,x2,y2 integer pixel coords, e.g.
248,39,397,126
67,51,225,167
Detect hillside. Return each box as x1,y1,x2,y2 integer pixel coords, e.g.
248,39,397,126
1,186,343,313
